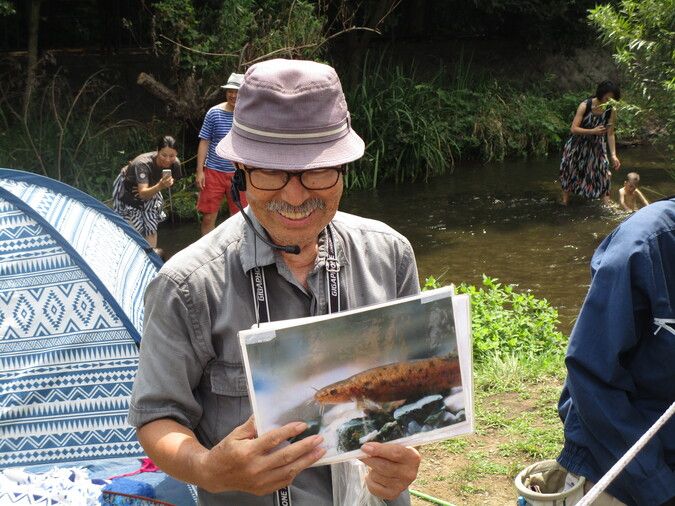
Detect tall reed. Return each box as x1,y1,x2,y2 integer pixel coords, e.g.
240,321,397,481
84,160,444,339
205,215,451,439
345,59,584,189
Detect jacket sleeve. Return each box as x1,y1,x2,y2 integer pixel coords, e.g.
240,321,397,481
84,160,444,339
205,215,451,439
565,229,675,505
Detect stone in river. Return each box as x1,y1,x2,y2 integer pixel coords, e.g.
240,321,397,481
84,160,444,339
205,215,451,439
393,395,444,426
423,409,457,429
359,430,379,445
405,420,422,436
372,421,405,443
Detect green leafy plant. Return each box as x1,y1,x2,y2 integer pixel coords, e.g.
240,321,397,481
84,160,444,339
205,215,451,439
0,69,151,200
344,59,591,188
589,0,675,154
425,274,567,360
457,275,567,360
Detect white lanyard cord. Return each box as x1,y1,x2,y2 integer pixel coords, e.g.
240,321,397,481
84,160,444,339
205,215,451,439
653,318,675,337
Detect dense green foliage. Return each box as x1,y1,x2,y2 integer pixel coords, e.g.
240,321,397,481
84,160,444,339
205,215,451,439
345,62,580,188
423,275,567,361
0,71,153,199
0,1,14,16
589,0,675,152
150,0,326,82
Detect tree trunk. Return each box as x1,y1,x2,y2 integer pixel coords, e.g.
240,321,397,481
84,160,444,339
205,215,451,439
23,0,41,114
136,72,201,124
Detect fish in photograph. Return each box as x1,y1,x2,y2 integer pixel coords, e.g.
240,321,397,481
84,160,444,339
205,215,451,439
314,354,461,404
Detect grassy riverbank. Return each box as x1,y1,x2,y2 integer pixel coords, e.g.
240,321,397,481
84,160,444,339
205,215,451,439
413,356,565,505
413,276,568,505
0,60,658,212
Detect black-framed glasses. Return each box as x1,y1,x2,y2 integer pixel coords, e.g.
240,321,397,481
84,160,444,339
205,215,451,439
245,166,346,191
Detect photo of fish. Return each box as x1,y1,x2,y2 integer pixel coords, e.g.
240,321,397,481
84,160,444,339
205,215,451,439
239,287,473,466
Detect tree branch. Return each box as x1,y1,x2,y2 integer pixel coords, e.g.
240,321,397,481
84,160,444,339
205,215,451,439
158,34,240,58
243,26,381,67
136,72,199,119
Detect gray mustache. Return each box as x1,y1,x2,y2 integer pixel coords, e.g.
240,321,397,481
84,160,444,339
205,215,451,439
266,198,325,214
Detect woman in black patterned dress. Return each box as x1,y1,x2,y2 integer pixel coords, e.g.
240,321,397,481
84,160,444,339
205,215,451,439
559,81,621,205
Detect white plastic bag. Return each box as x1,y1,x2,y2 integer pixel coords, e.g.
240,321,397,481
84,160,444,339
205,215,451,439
331,461,387,506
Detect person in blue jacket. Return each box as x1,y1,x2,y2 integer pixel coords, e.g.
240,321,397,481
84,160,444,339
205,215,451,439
558,197,675,505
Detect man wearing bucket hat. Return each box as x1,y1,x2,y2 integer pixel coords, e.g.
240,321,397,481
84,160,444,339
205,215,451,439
129,59,422,505
195,72,246,235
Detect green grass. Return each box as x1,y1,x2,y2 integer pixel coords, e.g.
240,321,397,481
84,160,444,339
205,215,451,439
412,353,566,504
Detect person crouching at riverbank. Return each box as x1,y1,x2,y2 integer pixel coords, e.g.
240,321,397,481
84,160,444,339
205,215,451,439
112,136,182,247
618,172,649,212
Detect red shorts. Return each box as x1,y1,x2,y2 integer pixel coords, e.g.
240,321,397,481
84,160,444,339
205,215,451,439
196,167,247,215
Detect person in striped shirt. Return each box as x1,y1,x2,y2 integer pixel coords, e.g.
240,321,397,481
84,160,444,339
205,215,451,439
196,72,246,235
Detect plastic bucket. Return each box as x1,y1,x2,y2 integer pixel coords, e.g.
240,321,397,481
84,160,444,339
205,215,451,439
515,460,586,506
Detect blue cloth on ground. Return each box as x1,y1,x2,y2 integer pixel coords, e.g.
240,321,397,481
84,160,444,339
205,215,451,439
104,478,155,498
23,457,196,505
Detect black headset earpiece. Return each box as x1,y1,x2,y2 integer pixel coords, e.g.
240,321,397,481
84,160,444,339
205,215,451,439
233,168,246,192
231,168,246,207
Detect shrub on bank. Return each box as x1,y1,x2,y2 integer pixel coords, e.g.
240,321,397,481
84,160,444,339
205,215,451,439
424,274,567,360
345,62,653,189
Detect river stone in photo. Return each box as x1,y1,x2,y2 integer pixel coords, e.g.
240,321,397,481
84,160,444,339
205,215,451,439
444,391,465,413
288,419,321,444
337,417,379,452
423,409,458,429
405,420,422,436
393,395,445,426
359,421,405,444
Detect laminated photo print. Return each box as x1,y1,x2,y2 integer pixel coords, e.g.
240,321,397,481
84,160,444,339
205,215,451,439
239,286,473,466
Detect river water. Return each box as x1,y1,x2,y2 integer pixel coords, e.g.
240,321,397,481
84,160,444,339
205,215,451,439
158,147,674,334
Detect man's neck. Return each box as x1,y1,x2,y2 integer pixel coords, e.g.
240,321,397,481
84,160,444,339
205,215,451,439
219,102,234,112
279,241,318,289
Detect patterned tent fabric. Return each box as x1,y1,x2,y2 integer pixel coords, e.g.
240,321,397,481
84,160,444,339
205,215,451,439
0,169,162,468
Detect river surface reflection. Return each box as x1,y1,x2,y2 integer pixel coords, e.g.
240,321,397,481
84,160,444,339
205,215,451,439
159,147,674,334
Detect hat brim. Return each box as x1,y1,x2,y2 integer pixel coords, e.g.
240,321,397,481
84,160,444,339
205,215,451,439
215,130,365,170
220,84,240,90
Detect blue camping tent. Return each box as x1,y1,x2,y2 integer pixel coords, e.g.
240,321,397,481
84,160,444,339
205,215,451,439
0,168,163,469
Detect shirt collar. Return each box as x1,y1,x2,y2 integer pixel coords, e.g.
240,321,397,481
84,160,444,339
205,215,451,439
238,207,349,274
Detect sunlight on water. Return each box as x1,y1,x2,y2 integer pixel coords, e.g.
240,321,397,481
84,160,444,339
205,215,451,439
159,147,674,334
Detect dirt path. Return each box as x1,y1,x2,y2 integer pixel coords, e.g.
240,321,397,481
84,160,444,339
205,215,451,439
410,379,565,506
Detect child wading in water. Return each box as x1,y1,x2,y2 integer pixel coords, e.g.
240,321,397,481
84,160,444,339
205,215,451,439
618,172,649,212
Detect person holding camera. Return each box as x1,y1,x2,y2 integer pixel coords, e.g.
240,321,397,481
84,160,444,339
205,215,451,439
112,135,182,247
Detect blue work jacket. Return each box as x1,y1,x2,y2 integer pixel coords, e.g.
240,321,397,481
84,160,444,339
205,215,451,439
558,198,675,506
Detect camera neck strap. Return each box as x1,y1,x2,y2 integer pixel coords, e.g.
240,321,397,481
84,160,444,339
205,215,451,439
249,225,341,326
248,225,341,506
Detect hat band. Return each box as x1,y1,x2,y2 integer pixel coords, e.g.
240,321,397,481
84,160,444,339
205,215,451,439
232,118,349,145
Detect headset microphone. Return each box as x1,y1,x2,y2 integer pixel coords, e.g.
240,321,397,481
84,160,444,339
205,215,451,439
231,169,301,255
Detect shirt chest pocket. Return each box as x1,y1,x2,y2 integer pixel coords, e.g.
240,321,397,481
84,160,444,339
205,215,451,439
202,361,251,445
210,361,249,396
